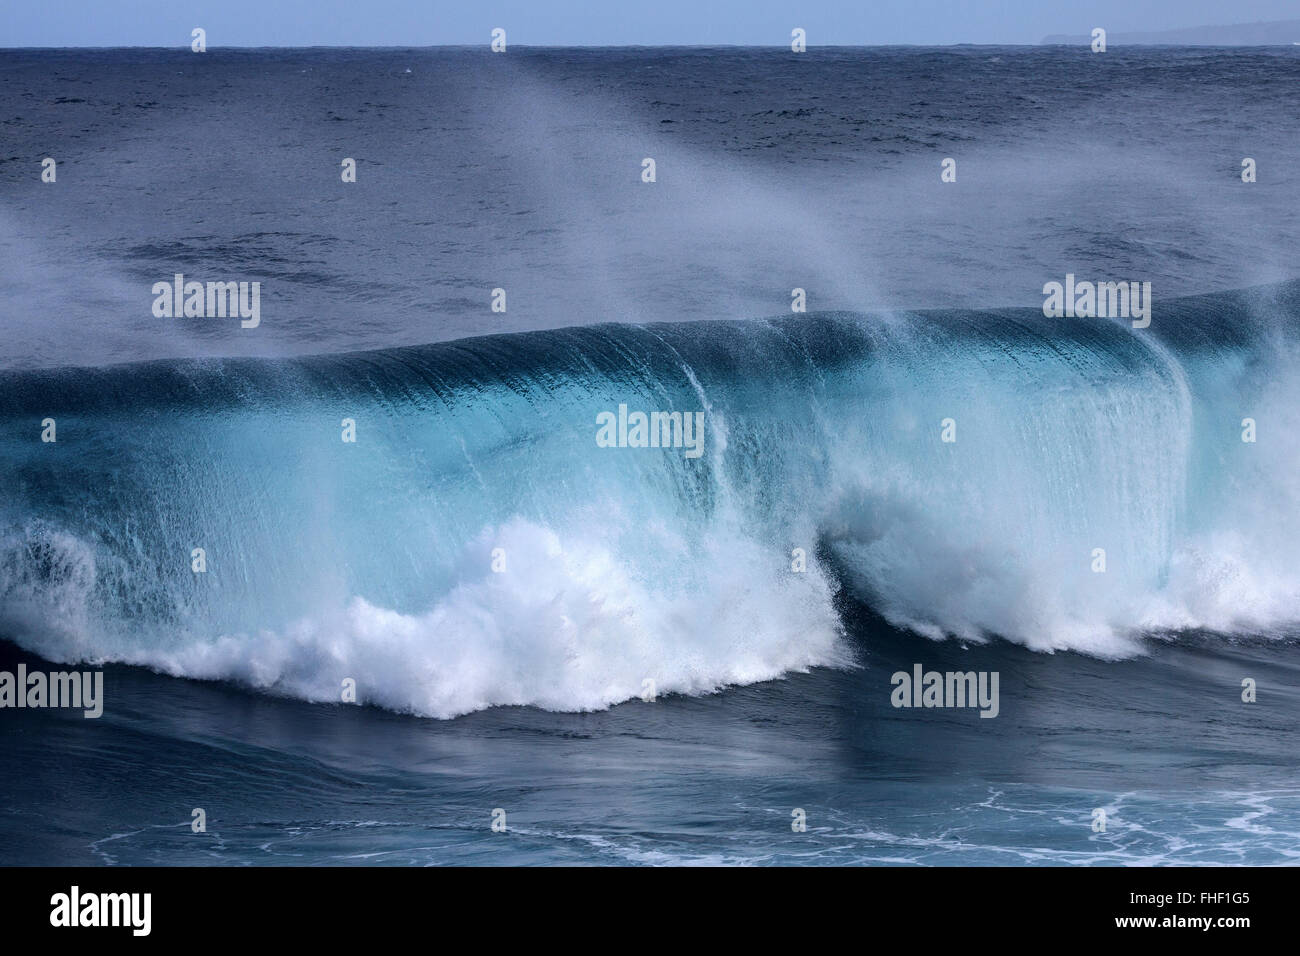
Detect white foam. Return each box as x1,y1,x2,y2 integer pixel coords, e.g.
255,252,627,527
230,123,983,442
127,516,850,718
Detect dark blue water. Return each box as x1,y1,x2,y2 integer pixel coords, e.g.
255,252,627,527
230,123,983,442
2,46,1298,366
3,621,1298,866
1,47,1298,865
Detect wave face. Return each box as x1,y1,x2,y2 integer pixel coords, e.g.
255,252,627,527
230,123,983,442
2,282,1299,716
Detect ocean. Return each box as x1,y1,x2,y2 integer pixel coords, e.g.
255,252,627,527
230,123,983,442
1,46,1298,866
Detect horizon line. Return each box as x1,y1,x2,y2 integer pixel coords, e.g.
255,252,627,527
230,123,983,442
3,41,1298,51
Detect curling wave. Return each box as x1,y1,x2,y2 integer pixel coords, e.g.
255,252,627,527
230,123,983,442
1,282,1298,716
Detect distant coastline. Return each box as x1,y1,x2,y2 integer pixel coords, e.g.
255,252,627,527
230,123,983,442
1042,18,1300,46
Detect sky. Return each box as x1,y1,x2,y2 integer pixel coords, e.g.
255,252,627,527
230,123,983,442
1,0,1297,47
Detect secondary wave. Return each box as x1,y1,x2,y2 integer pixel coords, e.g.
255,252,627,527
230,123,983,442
1,282,1298,716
